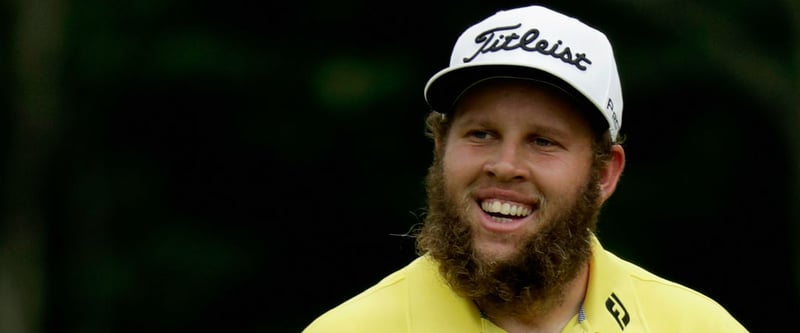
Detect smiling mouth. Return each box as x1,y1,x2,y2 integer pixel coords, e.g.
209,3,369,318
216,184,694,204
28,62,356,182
480,199,533,222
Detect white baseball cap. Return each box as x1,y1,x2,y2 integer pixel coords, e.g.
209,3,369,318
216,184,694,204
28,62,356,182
424,5,623,141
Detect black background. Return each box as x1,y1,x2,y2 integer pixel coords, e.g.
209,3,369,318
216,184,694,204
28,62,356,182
1,1,798,332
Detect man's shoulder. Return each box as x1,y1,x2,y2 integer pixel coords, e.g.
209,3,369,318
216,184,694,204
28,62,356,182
593,247,748,332
302,256,435,333
601,248,728,308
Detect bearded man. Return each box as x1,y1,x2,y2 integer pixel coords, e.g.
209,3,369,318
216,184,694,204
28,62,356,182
303,5,748,333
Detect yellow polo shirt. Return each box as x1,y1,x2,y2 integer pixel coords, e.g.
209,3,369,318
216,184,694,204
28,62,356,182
303,235,748,332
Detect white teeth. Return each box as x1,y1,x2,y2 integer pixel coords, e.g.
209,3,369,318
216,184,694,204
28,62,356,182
491,216,513,223
481,200,532,217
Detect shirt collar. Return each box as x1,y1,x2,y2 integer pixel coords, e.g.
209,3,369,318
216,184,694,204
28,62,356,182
581,234,643,332
406,235,643,333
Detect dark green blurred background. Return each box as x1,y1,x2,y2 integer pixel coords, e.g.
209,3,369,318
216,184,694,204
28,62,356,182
1,0,798,332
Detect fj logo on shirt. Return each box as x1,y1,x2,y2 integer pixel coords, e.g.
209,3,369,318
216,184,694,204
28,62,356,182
605,292,630,330
462,23,592,71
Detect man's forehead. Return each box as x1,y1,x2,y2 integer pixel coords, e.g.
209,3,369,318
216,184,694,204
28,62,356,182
453,78,607,137
453,78,581,115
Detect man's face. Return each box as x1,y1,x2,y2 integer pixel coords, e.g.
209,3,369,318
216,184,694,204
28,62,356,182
442,79,596,263
417,79,605,310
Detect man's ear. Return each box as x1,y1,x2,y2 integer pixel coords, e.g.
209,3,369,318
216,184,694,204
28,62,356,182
598,144,626,204
434,137,447,158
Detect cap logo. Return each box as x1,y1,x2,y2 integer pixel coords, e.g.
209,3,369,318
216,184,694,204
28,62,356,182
607,98,620,131
462,24,592,71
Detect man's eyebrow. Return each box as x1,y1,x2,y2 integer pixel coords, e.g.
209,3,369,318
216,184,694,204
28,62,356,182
528,124,569,138
451,112,488,126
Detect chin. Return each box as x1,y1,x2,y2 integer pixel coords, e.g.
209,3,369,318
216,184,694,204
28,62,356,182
473,239,522,264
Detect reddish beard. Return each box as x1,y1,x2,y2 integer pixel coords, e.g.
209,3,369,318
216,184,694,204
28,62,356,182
415,157,602,317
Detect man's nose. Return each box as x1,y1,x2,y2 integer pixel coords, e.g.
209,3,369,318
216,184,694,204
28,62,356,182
483,142,530,181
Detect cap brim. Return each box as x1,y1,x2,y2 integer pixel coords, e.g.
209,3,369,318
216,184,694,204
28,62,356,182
426,65,574,112
424,64,608,132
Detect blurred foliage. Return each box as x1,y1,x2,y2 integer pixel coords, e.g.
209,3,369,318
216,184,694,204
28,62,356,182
1,0,798,332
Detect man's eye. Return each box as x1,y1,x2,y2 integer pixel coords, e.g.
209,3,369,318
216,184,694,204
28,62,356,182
468,130,493,140
532,137,555,147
